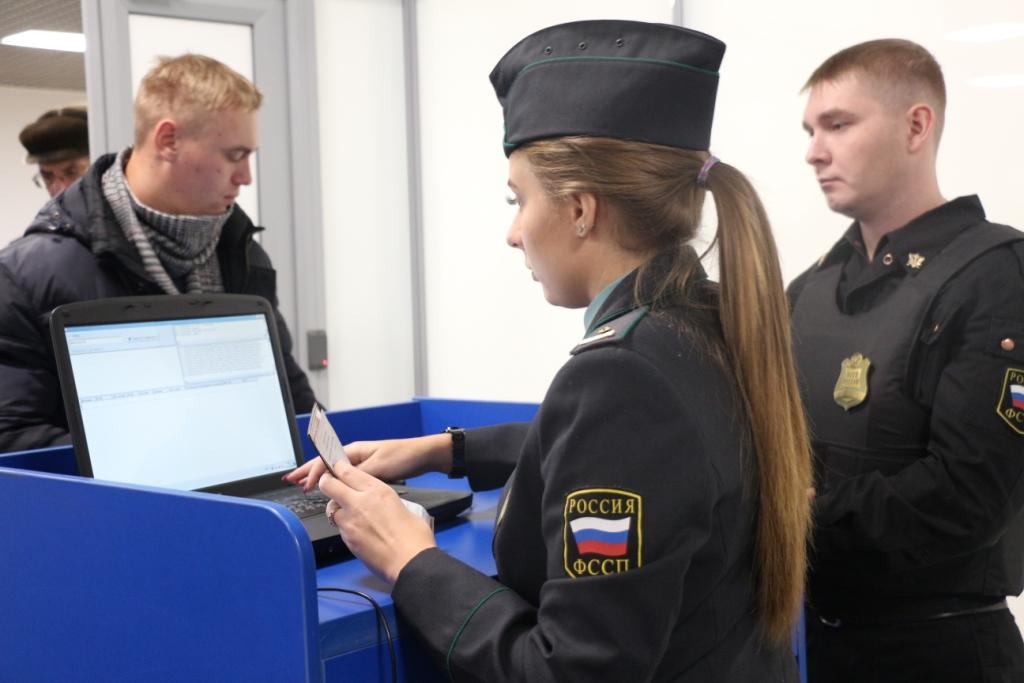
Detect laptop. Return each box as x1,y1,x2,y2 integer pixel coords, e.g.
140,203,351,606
49,294,472,567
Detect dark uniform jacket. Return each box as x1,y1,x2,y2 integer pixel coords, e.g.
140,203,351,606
394,261,797,682
789,196,1024,619
0,153,315,454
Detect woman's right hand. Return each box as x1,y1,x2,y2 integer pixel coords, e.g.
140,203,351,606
346,433,454,481
283,455,328,493
283,433,454,493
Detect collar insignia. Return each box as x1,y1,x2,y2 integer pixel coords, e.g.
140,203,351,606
834,352,871,411
570,306,648,355
577,325,614,346
906,253,926,270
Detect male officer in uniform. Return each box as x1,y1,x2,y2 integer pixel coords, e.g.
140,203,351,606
791,39,1024,681
20,106,91,198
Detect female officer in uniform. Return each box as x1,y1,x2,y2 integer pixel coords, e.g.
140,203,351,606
288,20,811,681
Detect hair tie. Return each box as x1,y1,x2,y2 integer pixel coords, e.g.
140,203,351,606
696,155,719,189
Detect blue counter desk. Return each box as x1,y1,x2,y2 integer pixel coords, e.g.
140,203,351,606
0,398,805,682
0,399,534,683
316,479,500,681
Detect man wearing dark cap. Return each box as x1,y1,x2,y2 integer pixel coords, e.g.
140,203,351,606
20,106,91,198
0,54,314,453
792,39,1024,681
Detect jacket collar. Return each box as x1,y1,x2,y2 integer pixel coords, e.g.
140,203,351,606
818,195,986,272
587,247,710,335
26,152,260,285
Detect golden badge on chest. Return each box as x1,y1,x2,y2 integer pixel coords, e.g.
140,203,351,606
834,352,872,411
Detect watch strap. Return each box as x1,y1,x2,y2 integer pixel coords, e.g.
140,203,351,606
444,426,466,479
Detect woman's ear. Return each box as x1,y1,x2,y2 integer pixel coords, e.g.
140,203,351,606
569,192,600,236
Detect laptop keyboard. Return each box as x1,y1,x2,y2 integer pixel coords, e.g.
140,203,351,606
271,490,331,518
264,485,414,519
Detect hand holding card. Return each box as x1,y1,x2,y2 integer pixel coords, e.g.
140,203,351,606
308,402,350,477
308,403,433,529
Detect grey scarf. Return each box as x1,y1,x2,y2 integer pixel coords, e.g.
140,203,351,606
102,149,230,294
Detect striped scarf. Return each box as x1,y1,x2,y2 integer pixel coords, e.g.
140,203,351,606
102,149,229,294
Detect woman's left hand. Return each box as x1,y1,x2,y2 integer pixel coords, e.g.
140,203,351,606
319,466,437,586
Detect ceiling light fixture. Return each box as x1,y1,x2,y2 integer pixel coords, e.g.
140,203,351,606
0,30,85,53
945,22,1024,43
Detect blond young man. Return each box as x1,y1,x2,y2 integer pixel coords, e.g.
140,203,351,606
791,39,1024,681
0,54,314,453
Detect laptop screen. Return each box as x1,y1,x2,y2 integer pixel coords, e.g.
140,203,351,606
63,313,297,490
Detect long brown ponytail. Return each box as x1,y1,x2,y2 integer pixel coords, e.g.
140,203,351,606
523,137,812,644
704,160,813,643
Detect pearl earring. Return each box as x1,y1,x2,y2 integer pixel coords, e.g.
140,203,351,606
576,223,587,237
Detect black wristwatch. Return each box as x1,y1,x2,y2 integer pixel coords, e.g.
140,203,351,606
444,426,466,479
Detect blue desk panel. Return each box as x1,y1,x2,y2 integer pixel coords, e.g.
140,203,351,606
0,398,805,682
0,442,76,474
0,400,522,682
317,486,501,681
0,467,322,683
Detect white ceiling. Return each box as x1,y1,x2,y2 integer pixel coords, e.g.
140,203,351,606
0,0,85,91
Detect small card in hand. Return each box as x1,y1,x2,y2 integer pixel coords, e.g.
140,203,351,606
307,403,434,529
308,402,350,477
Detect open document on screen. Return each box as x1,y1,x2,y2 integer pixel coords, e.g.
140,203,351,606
64,314,296,490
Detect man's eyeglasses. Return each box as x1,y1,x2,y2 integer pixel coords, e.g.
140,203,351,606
32,159,89,194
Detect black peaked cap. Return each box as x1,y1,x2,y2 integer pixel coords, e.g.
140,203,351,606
490,20,725,156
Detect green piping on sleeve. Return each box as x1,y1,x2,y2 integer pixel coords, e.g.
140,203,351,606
445,586,511,681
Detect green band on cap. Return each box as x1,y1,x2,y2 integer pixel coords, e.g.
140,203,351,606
518,55,719,79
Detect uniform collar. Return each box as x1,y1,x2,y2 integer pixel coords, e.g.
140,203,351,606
585,249,710,335
583,273,629,332
821,195,986,271
869,195,985,273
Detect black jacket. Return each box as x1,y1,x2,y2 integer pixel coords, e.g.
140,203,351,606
394,262,796,682
789,196,1024,617
0,153,315,453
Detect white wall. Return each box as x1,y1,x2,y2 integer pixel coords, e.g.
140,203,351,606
684,1,1024,282
416,0,676,404
683,0,1024,626
314,0,677,409
0,86,87,248
313,0,1024,424
408,1,1023,407
315,0,416,409
313,0,1024,621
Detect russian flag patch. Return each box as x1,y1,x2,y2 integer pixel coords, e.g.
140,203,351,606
997,368,1024,435
570,516,631,557
563,488,642,578
1012,384,1024,411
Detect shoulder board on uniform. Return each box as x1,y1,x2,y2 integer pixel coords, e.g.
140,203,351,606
570,306,648,355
